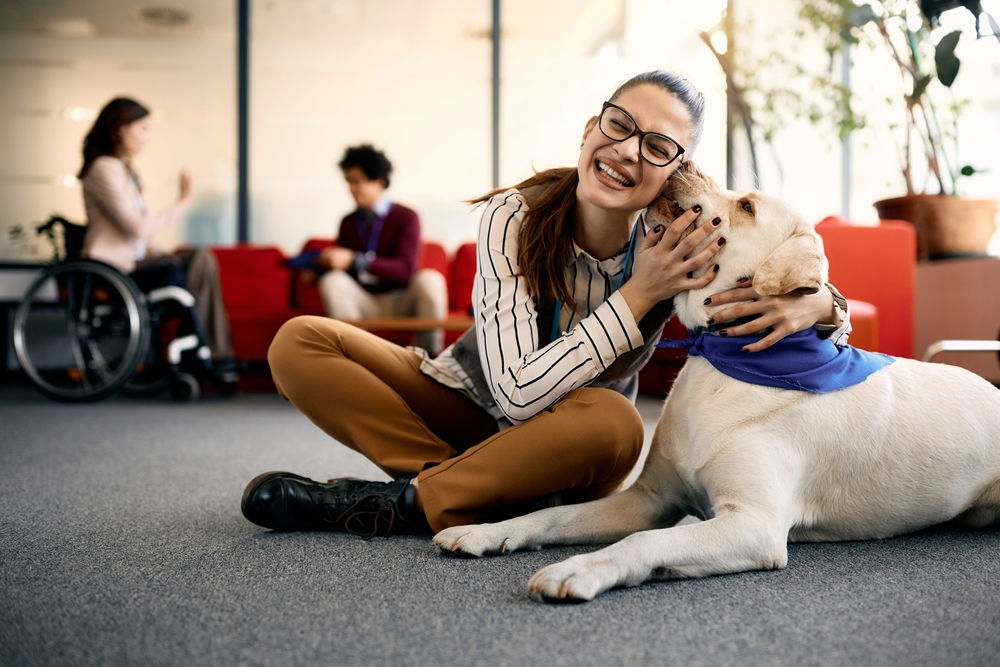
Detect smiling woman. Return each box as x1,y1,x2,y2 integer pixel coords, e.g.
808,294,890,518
239,69,852,543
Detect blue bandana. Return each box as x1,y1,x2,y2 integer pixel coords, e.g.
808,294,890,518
658,328,895,393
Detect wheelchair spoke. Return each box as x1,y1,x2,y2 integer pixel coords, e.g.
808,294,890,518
83,337,114,383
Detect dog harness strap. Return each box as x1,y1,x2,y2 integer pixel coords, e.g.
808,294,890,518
664,328,895,393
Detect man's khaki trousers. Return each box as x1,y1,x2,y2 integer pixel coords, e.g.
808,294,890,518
267,316,644,532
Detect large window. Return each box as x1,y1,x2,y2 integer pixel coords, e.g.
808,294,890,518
249,1,490,254
1,0,996,262
0,0,236,261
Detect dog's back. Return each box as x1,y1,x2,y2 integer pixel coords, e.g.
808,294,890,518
654,352,1000,543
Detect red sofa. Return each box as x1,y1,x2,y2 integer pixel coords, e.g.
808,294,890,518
211,240,476,377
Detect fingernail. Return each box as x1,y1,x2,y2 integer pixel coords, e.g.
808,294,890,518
703,297,712,305
717,238,726,247
686,271,694,279
692,204,702,213
741,346,750,352
653,224,663,233
737,276,750,283
719,330,728,337
706,317,715,325
714,264,720,272
712,217,721,226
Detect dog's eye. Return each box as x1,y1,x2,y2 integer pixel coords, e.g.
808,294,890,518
740,200,753,214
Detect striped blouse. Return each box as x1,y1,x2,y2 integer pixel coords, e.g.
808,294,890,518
419,189,649,425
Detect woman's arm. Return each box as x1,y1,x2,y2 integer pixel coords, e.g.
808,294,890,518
474,192,645,424
84,157,186,241
705,281,852,353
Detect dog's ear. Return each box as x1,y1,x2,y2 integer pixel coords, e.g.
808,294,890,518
753,225,828,296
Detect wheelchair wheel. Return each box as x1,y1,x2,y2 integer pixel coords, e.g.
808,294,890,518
12,259,150,402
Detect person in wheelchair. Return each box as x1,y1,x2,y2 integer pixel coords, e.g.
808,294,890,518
77,96,237,386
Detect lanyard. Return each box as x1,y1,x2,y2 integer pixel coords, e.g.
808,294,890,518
358,211,384,255
550,219,642,343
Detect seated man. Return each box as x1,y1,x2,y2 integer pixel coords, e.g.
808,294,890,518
318,144,447,354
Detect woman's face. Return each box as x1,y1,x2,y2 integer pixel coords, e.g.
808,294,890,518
118,117,151,158
577,83,692,215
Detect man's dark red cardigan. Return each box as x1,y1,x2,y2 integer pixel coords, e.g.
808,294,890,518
336,203,421,293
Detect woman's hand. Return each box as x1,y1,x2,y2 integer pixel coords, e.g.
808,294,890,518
619,207,725,321
706,281,838,353
177,169,193,205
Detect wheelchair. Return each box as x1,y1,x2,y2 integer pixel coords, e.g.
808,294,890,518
12,215,231,402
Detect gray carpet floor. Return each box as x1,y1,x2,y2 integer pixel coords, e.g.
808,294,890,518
1,385,998,667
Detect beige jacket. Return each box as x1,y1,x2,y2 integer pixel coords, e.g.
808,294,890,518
81,156,182,272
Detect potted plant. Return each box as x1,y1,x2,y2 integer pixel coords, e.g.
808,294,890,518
798,0,999,259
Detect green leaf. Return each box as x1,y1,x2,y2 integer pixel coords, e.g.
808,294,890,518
912,74,932,101
935,30,962,87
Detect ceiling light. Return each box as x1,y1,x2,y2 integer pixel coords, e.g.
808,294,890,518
139,6,192,28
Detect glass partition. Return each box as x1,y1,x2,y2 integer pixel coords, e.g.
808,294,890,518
249,1,490,254
0,0,236,262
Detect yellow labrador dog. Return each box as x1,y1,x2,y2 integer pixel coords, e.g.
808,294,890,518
433,162,1000,602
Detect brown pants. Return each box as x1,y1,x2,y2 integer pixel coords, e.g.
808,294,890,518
267,316,644,532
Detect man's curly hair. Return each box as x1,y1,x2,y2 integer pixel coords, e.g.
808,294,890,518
338,144,393,188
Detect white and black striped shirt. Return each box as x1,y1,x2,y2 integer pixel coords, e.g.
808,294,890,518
420,189,647,424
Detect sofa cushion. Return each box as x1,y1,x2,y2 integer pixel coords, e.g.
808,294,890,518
212,245,290,314
450,242,477,314
817,217,915,358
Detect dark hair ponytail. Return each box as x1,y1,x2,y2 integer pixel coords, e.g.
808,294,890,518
78,97,150,179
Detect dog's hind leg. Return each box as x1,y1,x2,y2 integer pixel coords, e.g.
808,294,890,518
432,480,682,558
952,479,1000,529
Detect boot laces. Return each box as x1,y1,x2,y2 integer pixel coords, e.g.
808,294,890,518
316,479,406,539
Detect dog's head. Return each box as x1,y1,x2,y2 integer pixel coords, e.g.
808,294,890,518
647,160,828,329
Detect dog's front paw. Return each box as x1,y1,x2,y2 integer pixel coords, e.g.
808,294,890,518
432,523,522,557
527,555,620,602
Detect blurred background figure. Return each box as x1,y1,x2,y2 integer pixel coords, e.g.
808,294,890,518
317,144,447,354
78,96,236,377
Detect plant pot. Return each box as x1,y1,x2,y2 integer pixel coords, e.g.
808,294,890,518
874,194,998,260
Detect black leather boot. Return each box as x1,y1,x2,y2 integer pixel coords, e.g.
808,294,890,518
241,472,427,538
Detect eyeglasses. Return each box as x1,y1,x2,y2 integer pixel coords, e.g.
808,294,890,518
598,101,685,167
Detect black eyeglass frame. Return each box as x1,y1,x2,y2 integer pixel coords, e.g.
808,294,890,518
598,101,686,167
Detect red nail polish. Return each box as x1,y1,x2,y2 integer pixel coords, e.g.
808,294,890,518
692,204,702,213
712,217,721,226
717,238,726,246
714,264,720,272
703,297,711,305
686,271,694,279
